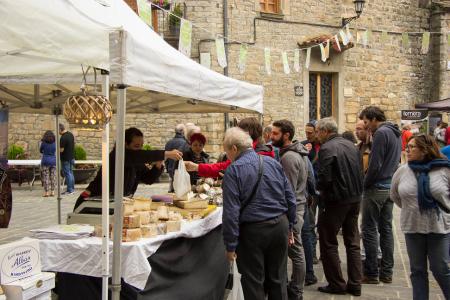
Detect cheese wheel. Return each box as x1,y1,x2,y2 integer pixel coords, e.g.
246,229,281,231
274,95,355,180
134,198,152,211
136,211,150,225
123,214,141,229
123,199,135,216
141,224,158,238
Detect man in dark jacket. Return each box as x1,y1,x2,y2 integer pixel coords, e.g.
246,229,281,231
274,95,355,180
222,127,296,300
315,118,363,296
165,124,188,192
272,119,311,299
359,106,401,284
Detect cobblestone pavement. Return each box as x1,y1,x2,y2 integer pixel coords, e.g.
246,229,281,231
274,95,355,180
0,182,446,299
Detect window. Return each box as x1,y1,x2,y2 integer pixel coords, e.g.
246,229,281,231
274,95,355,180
260,0,280,14
309,73,336,121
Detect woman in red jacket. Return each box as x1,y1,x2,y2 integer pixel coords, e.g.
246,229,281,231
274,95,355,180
185,117,274,177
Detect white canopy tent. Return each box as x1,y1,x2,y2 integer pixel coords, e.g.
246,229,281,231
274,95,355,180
0,1,263,299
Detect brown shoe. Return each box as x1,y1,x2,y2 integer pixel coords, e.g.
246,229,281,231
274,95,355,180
380,276,392,284
362,276,379,284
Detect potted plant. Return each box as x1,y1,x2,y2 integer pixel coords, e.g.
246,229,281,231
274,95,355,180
152,0,171,10
6,144,34,186
73,145,98,184
169,3,182,35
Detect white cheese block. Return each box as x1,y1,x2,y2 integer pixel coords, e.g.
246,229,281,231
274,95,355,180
135,211,150,225
168,211,183,221
157,206,169,221
122,228,142,242
141,224,158,238
133,198,152,211
148,211,158,223
123,214,141,229
166,221,181,233
122,198,135,216
157,223,167,235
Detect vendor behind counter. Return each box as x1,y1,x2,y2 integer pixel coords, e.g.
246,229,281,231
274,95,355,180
74,127,182,210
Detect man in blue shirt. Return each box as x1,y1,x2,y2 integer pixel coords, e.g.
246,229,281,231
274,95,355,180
222,127,297,300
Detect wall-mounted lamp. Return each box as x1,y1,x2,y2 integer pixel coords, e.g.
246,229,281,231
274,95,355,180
342,0,365,27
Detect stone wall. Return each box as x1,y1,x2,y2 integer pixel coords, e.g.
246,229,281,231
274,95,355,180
7,0,449,159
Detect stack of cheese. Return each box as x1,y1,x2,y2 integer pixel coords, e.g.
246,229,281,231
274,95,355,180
120,197,182,242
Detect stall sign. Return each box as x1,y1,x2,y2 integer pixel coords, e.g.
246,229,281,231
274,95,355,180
401,110,428,120
0,238,41,284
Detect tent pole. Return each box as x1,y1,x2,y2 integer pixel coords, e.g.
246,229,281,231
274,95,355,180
55,112,62,224
111,85,127,300
101,72,110,300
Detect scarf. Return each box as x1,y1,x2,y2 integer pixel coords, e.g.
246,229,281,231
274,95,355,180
408,159,450,213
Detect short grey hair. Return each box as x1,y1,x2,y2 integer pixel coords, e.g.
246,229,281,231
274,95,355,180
263,125,273,134
186,125,201,140
316,118,338,134
175,124,185,134
223,127,253,152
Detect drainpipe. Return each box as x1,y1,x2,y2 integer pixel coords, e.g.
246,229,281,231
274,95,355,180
223,0,230,130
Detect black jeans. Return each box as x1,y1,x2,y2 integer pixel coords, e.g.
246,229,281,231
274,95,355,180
318,202,362,291
237,215,289,300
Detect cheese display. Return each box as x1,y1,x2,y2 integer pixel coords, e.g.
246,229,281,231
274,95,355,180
148,211,158,223
122,198,135,216
140,224,158,238
157,206,169,221
174,200,208,209
136,211,150,225
157,223,167,235
123,214,141,229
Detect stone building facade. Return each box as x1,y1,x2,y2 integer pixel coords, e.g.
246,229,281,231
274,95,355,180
7,0,450,159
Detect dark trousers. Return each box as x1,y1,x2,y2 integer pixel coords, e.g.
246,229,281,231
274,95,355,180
318,202,362,291
301,204,316,281
236,215,289,300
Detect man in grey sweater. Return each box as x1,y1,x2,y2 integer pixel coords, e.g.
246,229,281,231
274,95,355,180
272,119,310,300
359,106,402,284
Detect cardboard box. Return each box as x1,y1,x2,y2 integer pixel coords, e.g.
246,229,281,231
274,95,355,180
0,238,41,284
1,272,55,300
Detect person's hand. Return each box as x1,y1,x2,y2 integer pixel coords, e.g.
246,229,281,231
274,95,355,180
288,231,295,246
305,143,312,152
184,161,199,172
226,251,237,262
80,190,91,199
164,149,182,160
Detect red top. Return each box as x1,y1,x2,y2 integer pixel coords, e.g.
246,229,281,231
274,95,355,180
401,130,413,151
197,140,275,178
445,127,450,145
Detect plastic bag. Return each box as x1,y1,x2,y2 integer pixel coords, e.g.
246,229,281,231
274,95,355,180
230,260,244,300
173,159,191,199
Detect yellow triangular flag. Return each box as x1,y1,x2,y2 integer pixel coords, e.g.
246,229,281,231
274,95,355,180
421,32,430,54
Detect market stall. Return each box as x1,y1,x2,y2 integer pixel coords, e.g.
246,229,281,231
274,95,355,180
0,0,264,299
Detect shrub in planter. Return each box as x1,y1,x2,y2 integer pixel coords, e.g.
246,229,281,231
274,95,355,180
143,144,153,151
169,3,182,35
74,145,87,161
72,145,97,184
7,144,33,185
7,144,25,160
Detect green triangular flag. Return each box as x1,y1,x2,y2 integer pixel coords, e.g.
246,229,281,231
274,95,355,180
402,33,409,51
421,32,430,54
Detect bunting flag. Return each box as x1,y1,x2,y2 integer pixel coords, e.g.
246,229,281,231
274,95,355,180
215,37,227,68
324,40,330,60
137,0,152,27
294,49,300,72
179,19,192,57
264,48,271,75
334,35,341,52
421,32,430,54
381,30,389,44
200,52,211,69
282,51,290,74
402,33,410,52
346,24,353,41
340,30,349,46
305,48,311,69
319,43,326,62
238,44,248,74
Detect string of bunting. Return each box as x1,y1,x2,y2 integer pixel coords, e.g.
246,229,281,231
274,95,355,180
137,0,450,76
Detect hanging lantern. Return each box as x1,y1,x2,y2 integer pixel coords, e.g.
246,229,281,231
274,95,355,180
64,90,113,130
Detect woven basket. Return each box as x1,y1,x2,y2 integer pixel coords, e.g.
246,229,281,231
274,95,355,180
64,92,112,130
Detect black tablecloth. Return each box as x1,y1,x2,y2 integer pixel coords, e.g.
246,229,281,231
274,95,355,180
55,225,229,300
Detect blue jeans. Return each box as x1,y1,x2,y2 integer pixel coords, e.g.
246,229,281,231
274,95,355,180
405,233,450,300
302,204,316,281
62,159,75,192
361,188,394,278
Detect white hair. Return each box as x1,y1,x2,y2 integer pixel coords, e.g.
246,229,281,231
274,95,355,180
186,125,201,140
223,127,253,152
175,124,186,134
316,118,338,133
